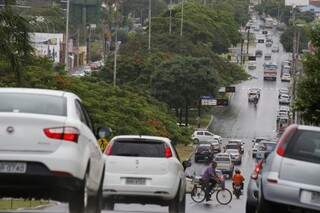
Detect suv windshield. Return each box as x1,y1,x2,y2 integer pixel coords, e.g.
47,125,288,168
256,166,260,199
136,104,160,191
111,140,166,158
285,130,320,164
0,93,66,116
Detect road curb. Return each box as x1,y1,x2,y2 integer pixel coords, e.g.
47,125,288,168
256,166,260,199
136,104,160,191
206,115,214,130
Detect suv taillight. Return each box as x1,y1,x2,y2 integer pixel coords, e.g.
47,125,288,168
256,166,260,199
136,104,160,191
276,124,297,156
104,143,113,156
165,146,172,158
44,127,79,143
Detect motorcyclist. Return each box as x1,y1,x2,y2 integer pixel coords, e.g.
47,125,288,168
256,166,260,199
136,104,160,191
202,161,220,201
232,169,245,191
253,95,259,104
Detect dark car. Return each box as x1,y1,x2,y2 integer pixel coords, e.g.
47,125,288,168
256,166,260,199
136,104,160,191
194,144,214,163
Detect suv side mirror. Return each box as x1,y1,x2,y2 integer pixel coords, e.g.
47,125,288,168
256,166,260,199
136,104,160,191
182,160,192,170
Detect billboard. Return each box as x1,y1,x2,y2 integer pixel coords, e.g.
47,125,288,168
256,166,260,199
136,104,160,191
30,33,64,63
285,0,309,6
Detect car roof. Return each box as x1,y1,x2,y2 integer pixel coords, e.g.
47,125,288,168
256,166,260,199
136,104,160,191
111,135,171,144
226,149,239,152
198,144,211,147
229,139,242,142
0,88,66,96
297,125,320,132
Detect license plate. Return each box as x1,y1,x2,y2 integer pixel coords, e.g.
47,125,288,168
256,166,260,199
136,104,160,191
126,178,146,185
312,192,320,204
0,162,27,174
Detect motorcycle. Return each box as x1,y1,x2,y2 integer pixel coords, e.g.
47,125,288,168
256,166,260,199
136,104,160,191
234,185,242,199
253,97,258,107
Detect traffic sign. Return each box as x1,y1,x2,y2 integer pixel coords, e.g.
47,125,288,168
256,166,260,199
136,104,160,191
201,98,217,106
98,138,109,152
217,99,229,106
226,86,236,93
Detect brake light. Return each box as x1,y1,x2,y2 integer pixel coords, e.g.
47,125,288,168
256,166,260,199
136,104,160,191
44,127,79,143
251,160,263,180
104,143,112,156
276,124,297,156
165,146,172,158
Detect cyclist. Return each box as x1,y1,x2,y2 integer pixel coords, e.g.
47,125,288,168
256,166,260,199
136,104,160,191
202,161,220,201
232,169,245,191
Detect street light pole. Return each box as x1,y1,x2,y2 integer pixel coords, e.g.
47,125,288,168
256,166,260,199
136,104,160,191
148,0,152,50
64,0,70,72
113,4,118,87
180,0,184,37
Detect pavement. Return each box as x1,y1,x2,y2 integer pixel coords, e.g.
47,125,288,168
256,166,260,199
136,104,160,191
2,17,292,213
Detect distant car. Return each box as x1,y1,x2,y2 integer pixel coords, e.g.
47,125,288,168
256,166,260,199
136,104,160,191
278,106,290,117
225,149,242,165
102,135,189,211
228,139,244,154
256,125,320,213
191,130,222,144
248,88,261,102
281,73,291,82
207,139,221,153
248,61,257,70
255,50,263,57
214,153,234,178
194,144,214,163
264,53,272,60
0,88,106,213
278,88,289,99
279,94,290,105
252,143,260,158
263,62,277,69
255,141,277,160
266,41,272,47
272,45,279,52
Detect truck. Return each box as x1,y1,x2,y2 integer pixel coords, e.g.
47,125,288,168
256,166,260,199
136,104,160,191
264,68,277,81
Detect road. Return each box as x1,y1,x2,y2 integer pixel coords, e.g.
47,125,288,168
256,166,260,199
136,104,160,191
3,18,291,213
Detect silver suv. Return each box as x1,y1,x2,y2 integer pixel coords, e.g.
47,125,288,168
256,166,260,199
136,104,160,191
257,125,320,213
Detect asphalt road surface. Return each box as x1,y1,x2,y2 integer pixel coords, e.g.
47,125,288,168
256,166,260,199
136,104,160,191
2,17,291,213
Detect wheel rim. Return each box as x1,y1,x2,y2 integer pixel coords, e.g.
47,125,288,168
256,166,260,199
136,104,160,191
216,189,232,205
191,187,205,203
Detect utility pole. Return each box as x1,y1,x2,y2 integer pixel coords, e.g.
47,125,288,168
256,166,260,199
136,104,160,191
180,0,184,37
148,0,151,50
169,0,172,34
114,3,119,87
64,0,70,72
246,28,250,54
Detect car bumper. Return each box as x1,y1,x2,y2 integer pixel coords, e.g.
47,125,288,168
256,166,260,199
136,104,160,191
103,173,178,200
264,180,320,211
247,179,259,207
0,145,86,180
0,163,82,201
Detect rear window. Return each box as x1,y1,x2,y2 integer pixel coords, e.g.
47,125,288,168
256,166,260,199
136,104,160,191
0,93,66,116
111,140,166,158
285,130,320,164
215,157,230,162
226,144,239,149
197,146,210,152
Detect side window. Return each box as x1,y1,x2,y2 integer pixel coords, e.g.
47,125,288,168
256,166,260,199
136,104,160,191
79,102,94,131
75,100,94,131
75,100,86,124
205,132,212,136
197,132,204,136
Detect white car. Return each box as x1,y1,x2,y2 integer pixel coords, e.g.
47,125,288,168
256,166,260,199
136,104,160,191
225,149,242,165
278,88,289,98
248,61,257,70
207,139,221,152
252,143,260,158
191,130,222,144
281,73,291,82
0,88,106,213
214,153,234,178
102,135,189,212
272,45,279,52
279,94,291,105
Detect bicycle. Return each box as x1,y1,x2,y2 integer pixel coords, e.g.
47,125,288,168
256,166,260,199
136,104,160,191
190,176,232,205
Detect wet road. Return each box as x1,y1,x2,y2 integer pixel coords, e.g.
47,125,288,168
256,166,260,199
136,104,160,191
3,18,291,213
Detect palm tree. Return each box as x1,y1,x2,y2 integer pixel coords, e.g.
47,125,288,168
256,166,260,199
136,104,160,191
0,0,33,86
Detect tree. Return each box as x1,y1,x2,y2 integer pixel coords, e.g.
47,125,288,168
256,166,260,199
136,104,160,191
0,1,33,85
280,24,310,53
295,21,320,125
151,55,219,125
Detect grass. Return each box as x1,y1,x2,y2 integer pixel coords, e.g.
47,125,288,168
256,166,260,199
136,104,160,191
176,144,195,161
188,108,214,129
0,199,49,210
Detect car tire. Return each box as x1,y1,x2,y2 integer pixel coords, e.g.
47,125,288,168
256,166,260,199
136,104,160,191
193,139,199,144
169,184,185,213
69,173,96,213
257,190,288,213
245,202,256,213
103,199,115,211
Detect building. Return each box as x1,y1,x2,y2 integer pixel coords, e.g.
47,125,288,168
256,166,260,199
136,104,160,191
299,0,320,16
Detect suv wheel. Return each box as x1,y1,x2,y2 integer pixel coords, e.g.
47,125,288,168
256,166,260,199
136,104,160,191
193,139,199,144
169,185,185,213
103,199,115,210
69,174,97,213
257,190,287,213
